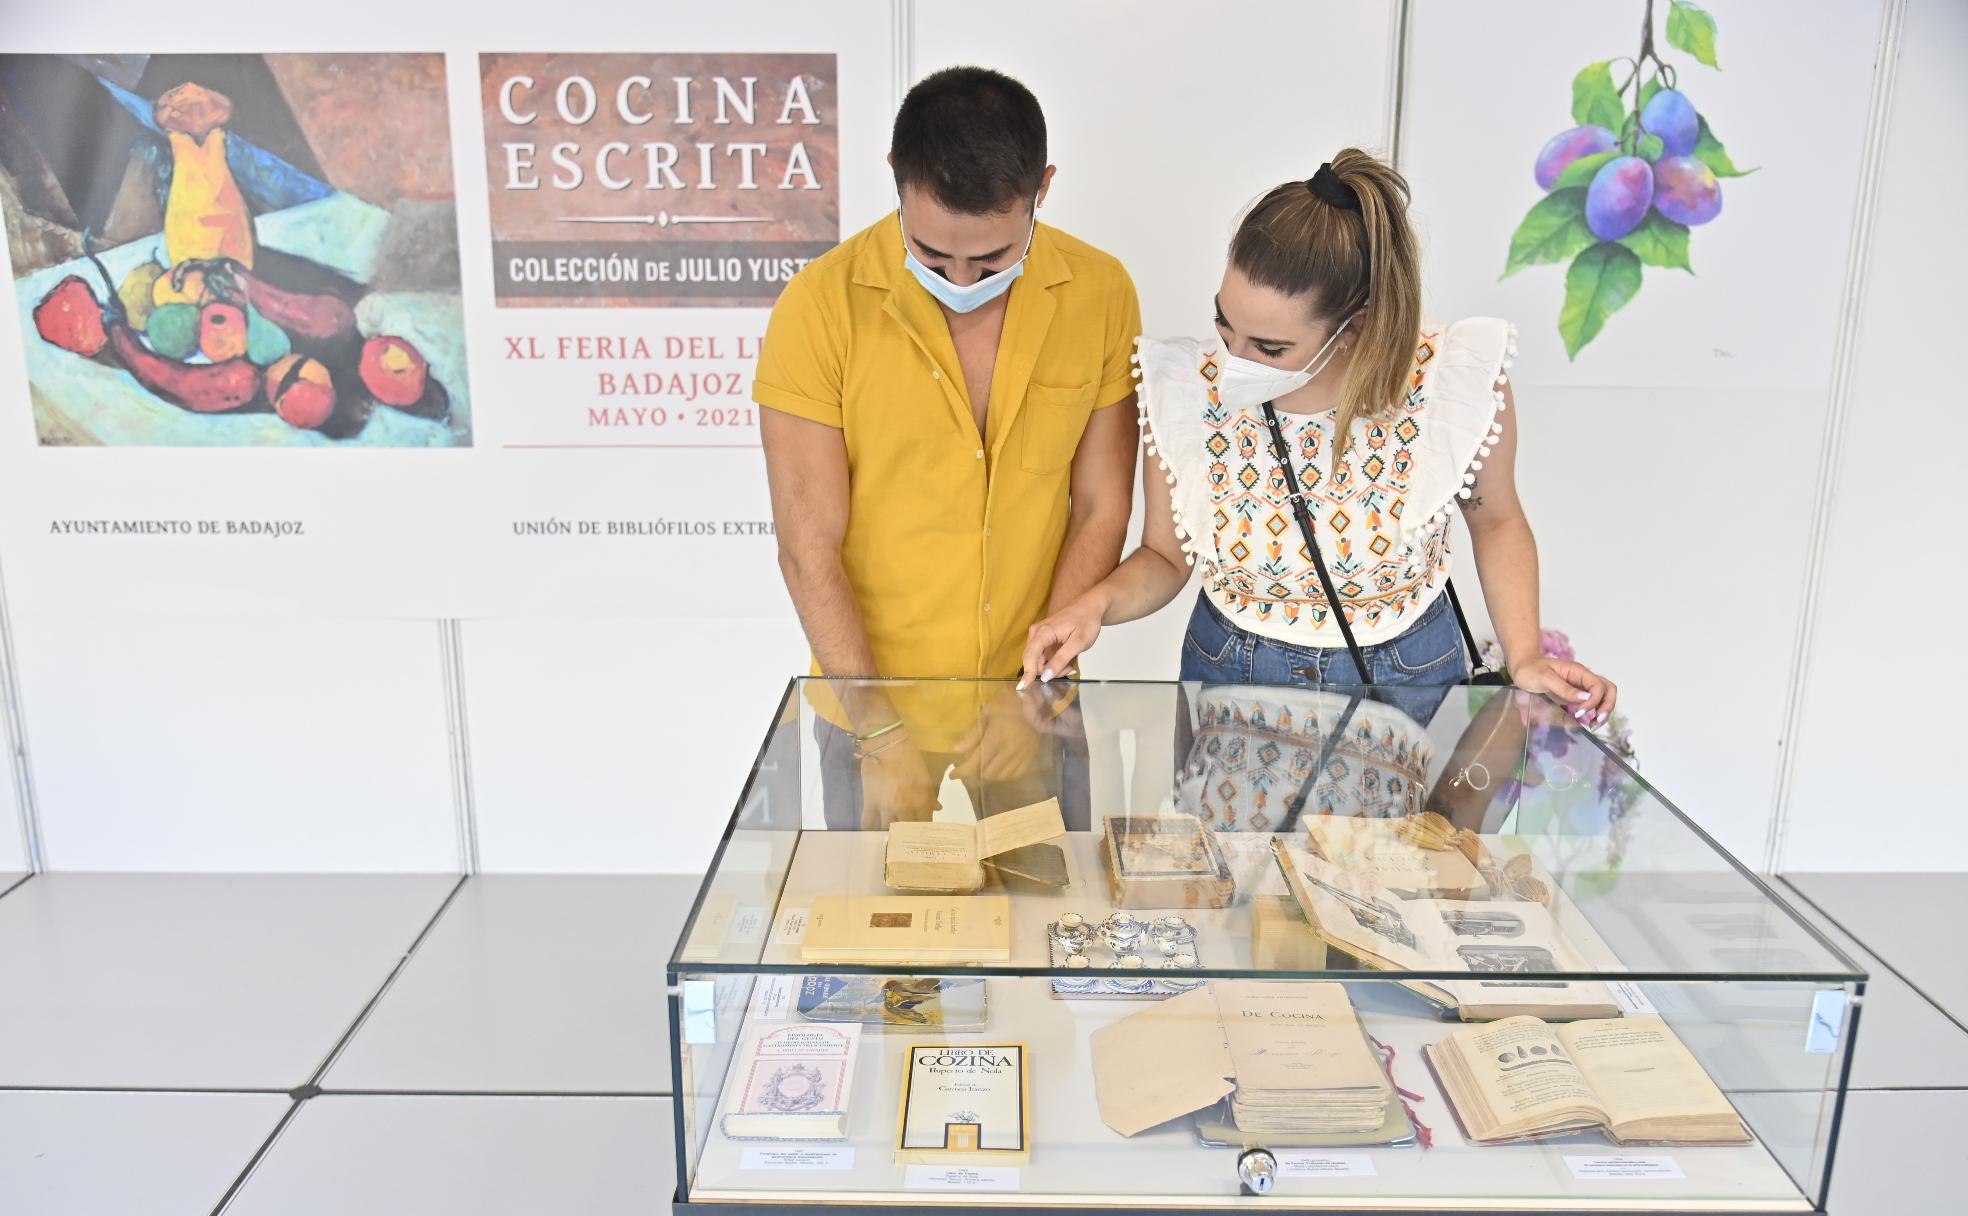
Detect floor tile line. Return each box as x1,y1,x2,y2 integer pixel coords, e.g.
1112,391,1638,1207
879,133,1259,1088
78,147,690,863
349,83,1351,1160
300,874,471,1089
316,1087,673,1099
0,1083,290,1096
1778,875,1968,1039
207,1097,303,1216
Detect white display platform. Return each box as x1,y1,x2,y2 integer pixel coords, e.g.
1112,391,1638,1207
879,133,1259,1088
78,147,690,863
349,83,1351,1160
675,832,1820,1211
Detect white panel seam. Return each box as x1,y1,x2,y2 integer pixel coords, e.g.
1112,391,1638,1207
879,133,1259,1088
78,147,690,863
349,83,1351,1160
440,621,480,875
1766,0,1909,873
0,556,44,871
1386,0,1415,166
891,0,916,119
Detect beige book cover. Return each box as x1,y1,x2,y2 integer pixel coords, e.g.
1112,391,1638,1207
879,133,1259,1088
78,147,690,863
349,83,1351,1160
1425,1015,1751,1146
885,798,1066,893
895,1042,1030,1163
800,895,1011,965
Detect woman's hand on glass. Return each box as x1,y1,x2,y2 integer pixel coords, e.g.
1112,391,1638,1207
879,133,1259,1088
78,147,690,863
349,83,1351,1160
1511,655,1617,727
1017,595,1105,691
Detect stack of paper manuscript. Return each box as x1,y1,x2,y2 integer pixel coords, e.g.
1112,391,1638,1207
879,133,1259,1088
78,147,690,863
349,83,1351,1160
1218,982,1394,1135
1090,981,1393,1139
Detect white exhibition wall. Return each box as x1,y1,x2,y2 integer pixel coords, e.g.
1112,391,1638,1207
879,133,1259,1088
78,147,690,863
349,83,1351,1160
0,0,1955,874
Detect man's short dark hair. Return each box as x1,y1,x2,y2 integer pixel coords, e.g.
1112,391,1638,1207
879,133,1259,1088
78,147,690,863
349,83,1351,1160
890,66,1046,215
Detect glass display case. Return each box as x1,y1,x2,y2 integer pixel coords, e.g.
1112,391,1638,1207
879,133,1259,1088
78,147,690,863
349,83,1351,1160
668,678,1864,1214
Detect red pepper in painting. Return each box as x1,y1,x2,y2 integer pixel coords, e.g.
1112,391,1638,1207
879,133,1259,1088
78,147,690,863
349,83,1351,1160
84,242,261,414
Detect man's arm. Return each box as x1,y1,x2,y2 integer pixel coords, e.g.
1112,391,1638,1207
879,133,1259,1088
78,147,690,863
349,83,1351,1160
1045,395,1137,615
760,408,899,728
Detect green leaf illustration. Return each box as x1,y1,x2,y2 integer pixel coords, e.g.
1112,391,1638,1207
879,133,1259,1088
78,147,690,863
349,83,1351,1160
1694,115,1756,176
1667,1,1721,69
1552,151,1618,191
1638,78,1664,112
1560,242,1643,358
1572,61,1624,129
1503,189,1597,280
1618,212,1693,272
1638,132,1666,162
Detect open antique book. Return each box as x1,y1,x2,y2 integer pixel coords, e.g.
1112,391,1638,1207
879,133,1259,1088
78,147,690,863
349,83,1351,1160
1426,1015,1752,1146
884,798,1067,893
1271,840,1619,1020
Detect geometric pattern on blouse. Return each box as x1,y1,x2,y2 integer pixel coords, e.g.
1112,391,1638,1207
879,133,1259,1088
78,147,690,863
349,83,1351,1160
1206,327,1449,633
1180,693,1433,830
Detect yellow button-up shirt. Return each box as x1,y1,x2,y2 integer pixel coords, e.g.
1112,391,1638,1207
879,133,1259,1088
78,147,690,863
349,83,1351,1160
755,213,1139,745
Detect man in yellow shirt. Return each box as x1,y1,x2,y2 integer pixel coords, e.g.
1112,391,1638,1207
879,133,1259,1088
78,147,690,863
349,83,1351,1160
756,67,1140,828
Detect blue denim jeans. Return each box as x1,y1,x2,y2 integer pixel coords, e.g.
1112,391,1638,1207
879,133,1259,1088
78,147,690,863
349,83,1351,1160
1178,590,1468,722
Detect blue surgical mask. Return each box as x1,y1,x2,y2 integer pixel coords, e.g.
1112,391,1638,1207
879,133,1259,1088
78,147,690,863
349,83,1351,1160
899,198,1039,313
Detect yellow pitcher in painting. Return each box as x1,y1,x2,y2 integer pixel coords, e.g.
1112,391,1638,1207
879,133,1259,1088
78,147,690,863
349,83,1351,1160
154,82,255,270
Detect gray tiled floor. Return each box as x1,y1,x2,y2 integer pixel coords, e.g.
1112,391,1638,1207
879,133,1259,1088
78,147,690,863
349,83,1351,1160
0,1090,290,1216
1776,877,1968,1089
0,870,1954,1213
226,1095,675,1215
323,875,698,1095
1787,873,1968,1027
0,873,457,1089
1825,1089,1965,1214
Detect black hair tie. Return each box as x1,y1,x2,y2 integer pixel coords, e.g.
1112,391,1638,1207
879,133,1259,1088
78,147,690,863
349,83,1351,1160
1306,163,1360,211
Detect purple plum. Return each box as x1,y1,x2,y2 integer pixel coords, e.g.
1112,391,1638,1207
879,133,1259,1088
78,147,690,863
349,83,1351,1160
1640,89,1700,157
1652,155,1723,225
1534,124,1619,191
1586,157,1655,239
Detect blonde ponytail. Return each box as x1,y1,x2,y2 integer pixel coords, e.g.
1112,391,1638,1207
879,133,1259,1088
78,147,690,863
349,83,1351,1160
1229,148,1423,459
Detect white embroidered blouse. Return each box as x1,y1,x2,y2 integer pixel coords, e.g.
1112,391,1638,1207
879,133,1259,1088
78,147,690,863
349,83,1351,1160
1133,318,1517,648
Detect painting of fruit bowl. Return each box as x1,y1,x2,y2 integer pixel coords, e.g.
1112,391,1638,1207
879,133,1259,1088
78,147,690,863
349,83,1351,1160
0,52,471,447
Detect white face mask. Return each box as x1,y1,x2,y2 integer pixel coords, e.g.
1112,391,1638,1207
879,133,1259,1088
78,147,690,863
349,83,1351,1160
1213,314,1354,409
899,196,1039,314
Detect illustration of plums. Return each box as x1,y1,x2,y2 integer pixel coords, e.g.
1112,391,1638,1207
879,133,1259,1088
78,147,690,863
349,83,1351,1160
1535,125,1618,190
1640,89,1700,157
1652,155,1723,225
1586,157,1655,239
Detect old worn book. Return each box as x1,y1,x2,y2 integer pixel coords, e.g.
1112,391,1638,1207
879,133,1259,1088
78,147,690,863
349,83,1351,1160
1272,840,1618,1020
718,1022,861,1141
895,1042,1030,1164
1251,893,1329,972
800,895,1011,965
1089,981,1398,1143
1426,1015,1751,1146
1102,814,1236,909
885,798,1066,893
1304,815,1486,900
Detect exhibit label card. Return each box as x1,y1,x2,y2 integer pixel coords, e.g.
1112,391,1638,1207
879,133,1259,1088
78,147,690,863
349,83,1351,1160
1277,1153,1377,1178
1566,1155,1685,1180
904,1166,1021,1191
740,1147,854,1171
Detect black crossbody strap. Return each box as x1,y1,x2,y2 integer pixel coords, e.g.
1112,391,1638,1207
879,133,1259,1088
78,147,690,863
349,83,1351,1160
1441,577,1496,678
1260,401,1372,684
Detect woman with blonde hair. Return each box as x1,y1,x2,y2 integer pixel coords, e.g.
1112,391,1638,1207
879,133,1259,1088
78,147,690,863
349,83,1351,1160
1020,149,1615,723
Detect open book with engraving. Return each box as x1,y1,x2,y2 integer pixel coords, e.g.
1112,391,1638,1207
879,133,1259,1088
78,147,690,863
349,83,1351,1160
1271,840,1619,1020
1425,1015,1752,1147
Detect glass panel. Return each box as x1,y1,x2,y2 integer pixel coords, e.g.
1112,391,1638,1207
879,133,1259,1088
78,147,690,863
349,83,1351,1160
671,969,1854,1210
668,678,1863,1211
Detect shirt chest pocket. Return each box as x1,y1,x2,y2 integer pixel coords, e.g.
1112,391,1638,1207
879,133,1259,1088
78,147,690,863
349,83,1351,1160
1019,379,1096,475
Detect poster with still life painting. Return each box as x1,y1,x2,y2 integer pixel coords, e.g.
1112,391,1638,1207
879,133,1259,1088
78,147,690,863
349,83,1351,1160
0,52,471,447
